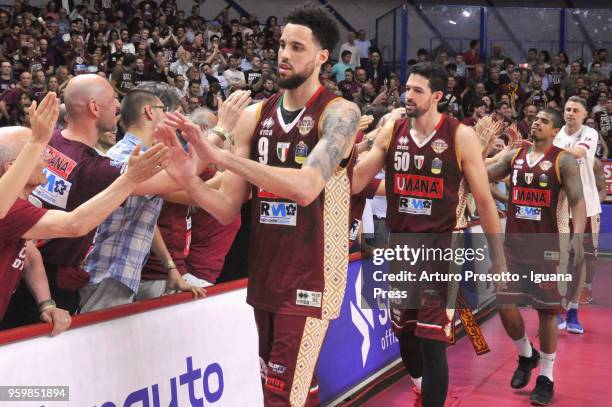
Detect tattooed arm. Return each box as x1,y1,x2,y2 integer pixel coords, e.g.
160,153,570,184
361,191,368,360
213,98,360,206
593,158,607,203
486,148,518,182
559,152,586,266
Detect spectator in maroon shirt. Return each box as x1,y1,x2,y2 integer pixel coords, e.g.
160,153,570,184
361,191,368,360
0,71,32,124
338,68,360,101
463,39,481,77
517,103,538,139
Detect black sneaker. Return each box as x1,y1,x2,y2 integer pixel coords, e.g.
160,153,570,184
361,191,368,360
530,375,554,405
510,345,540,389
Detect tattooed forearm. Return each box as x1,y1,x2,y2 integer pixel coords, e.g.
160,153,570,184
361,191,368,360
304,101,360,181
486,149,516,182
559,153,584,207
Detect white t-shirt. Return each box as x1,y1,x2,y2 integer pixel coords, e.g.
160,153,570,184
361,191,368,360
553,125,601,217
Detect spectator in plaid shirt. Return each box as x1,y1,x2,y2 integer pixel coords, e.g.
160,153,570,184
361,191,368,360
80,89,203,312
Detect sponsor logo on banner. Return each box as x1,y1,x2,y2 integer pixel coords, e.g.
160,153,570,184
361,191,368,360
394,174,443,199
298,116,315,136
603,161,612,195
97,356,225,406
260,201,297,226
45,145,77,178
431,139,448,154
539,160,553,171
294,141,309,164
431,157,443,174
296,289,322,307
260,117,275,136
539,173,548,187
32,167,73,209
397,135,410,151
525,172,534,185
514,158,525,169
512,187,550,207
515,205,542,221
276,142,291,162
414,155,424,170
399,197,432,215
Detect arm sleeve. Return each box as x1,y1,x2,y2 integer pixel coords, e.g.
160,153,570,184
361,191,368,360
0,199,48,239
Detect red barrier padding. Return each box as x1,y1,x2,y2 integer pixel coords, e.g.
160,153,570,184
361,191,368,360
0,278,248,346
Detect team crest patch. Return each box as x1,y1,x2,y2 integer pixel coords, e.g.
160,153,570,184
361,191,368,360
294,141,309,164
431,139,448,154
525,173,534,185
539,160,553,171
414,155,424,170
539,174,548,187
276,142,291,162
298,116,315,136
431,157,443,174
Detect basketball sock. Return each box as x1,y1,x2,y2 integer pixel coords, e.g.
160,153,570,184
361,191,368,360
539,352,555,382
422,339,448,407
568,302,579,311
585,283,592,290
513,333,532,358
411,376,422,392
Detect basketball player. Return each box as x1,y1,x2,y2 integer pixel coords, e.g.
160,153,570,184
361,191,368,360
157,5,360,406
553,96,601,333
350,62,506,407
487,108,586,405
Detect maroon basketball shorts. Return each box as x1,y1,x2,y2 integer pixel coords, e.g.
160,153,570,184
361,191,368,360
388,256,457,343
254,309,329,407
496,262,565,314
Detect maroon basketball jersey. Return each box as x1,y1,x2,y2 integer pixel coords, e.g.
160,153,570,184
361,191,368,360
505,146,569,264
248,86,351,320
385,114,467,233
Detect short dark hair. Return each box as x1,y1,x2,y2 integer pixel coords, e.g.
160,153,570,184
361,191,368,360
495,101,509,111
474,99,487,108
285,4,340,53
120,89,159,128
189,80,200,87
528,48,538,53
470,39,479,48
417,48,428,56
408,62,448,93
341,50,352,58
123,53,136,67
540,107,564,129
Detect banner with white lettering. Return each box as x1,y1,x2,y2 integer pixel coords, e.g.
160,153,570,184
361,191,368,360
0,290,263,407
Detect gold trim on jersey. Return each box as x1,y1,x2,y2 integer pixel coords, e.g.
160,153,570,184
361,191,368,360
289,317,329,407
455,177,468,230
321,167,350,320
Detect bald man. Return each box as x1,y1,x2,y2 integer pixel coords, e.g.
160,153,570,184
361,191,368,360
0,125,168,333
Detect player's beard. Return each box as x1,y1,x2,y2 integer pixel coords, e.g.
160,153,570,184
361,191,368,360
406,99,431,118
278,61,315,90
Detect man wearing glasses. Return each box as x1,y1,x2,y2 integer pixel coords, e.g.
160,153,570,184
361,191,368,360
79,89,204,312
